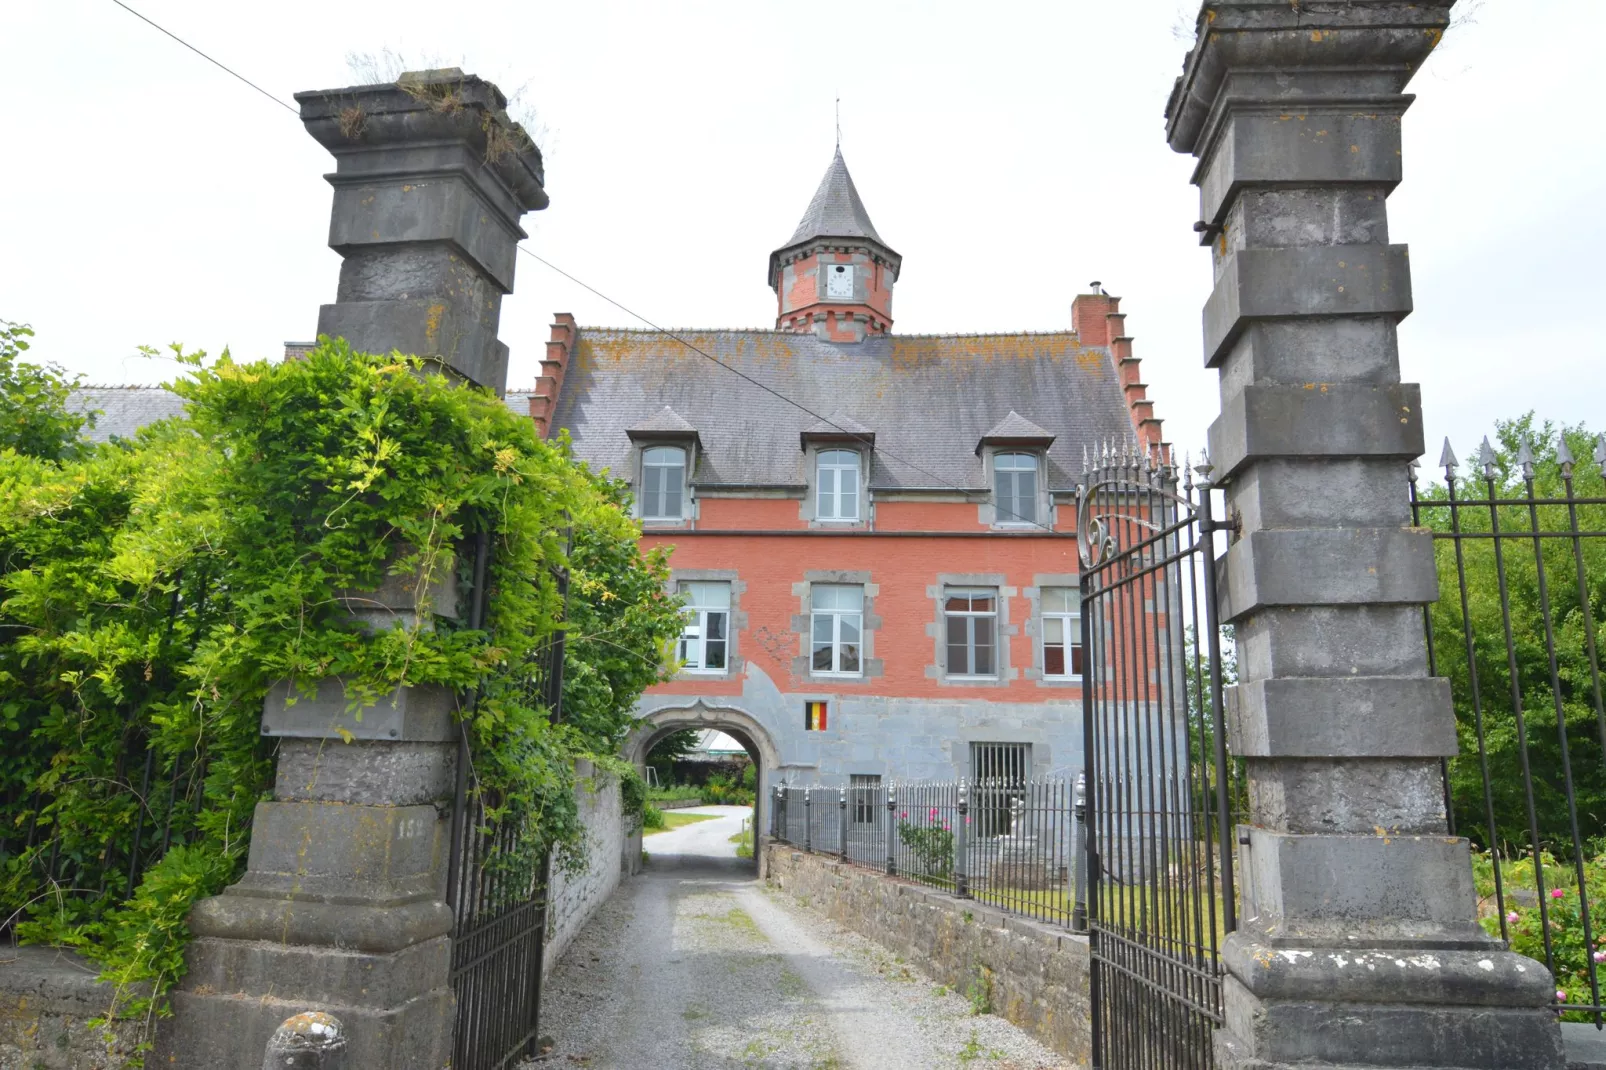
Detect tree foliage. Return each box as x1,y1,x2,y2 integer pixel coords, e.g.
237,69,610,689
0,337,683,1038
0,319,93,460
1419,416,1606,856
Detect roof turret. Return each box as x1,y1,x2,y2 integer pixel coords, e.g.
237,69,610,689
784,148,887,247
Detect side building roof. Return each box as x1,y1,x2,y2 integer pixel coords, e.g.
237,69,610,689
547,328,1138,492
68,386,189,442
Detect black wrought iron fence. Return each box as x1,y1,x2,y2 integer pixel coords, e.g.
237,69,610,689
1413,429,1606,1025
771,775,1086,931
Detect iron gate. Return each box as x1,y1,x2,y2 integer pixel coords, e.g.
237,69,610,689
445,533,568,1069
1079,447,1237,1070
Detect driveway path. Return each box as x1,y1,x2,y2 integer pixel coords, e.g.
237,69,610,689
536,806,1070,1069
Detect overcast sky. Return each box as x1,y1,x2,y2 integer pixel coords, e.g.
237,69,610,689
3,1,1601,470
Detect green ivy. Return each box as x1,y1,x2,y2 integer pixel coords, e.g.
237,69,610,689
0,337,684,1053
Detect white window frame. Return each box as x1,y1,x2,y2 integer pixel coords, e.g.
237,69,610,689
994,451,1039,526
943,587,999,679
641,446,687,521
1040,587,1083,680
810,584,864,677
815,449,861,522
678,581,730,673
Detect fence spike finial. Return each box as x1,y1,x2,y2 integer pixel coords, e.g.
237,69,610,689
1479,436,1498,479
1595,434,1606,475
1439,437,1458,472
1557,436,1575,475
1516,434,1536,479
1082,442,1089,475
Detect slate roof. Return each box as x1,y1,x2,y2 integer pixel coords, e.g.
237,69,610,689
626,405,700,439
980,411,1056,445
546,328,1137,493
784,149,888,248
68,386,187,442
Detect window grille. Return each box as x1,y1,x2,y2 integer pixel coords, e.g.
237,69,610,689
642,446,686,520
816,449,861,521
811,584,864,675
944,588,998,677
1040,587,1084,678
970,742,1029,838
850,774,881,824
994,452,1038,525
677,581,729,671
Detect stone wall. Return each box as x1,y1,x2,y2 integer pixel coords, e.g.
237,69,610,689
0,947,145,1070
763,843,1090,1063
543,762,634,975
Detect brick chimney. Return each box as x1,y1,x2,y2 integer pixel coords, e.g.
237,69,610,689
1073,282,1168,462
529,313,576,439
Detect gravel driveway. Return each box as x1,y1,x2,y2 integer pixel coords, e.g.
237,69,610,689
534,806,1071,1069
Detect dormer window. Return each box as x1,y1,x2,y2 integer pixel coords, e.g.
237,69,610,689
641,446,686,520
994,452,1039,526
816,449,861,521
825,263,854,299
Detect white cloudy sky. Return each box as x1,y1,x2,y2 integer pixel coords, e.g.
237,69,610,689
2,1,1601,468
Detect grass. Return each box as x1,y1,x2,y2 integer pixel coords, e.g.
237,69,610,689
730,815,754,859
643,811,722,836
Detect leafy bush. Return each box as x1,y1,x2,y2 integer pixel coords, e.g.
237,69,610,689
898,808,955,879
0,337,684,1044
641,804,667,831
701,772,755,806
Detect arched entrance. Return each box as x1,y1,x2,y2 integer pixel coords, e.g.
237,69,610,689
625,702,778,866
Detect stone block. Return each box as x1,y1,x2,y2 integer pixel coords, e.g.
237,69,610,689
1203,245,1413,366
1197,106,1405,225
274,739,456,805
1236,604,1427,680
1219,318,1401,396
1218,974,1565,1069
326,171,522,292
317,299,505,390
226,800,446,906
1217,527,1438,621
1247,757,1449,835
1239,827,1489,947
1208,382,1423,480
1230,458,1411,532
261,678,457,742
1226,676,1454,757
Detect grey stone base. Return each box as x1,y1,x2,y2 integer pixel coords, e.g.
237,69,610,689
154,935,453,1069
1564,1022,1606,1070
0,946,147,1069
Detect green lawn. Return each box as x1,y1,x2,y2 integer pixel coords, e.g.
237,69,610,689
644,811,722,836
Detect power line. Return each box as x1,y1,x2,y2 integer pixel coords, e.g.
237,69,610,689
107,2,1093,536
109,0,298,115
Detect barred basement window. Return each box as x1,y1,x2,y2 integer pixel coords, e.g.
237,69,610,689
850,774,881,824
971,742,1029,838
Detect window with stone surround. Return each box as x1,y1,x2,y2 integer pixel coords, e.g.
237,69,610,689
815,449,861,521
944,588,998,678
678,581,729,672
1040,587,1083,679
811,584,864,675
641,446,686,521
993,452,1039,526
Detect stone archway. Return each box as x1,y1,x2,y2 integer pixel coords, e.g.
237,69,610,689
626,702,779,866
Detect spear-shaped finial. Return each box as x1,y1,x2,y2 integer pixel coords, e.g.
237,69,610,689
1516,434,1537,480
1478,436,1499,480
1557,436,1575,477
1082,442,1090,475
1595,434,1606,476
1439,437,1459,472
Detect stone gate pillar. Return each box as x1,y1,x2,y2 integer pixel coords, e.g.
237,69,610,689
1165,6,1565,1069
158,70,547,1068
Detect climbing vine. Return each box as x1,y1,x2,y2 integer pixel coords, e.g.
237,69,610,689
0,336,684,1048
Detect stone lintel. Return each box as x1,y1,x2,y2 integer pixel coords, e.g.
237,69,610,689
1227,676,1454,757
1208,382,1423,480
1164,2,1454,156
262,678,458,741
1217,975,1565,1070
1239,827,1490,948
1220,933,1555,1008
1216,527,1438,621
1204,244,1413,366
1197,103,1405,226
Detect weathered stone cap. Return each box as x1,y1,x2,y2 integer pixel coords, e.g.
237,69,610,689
1163,0,1454,155
296,68,548,212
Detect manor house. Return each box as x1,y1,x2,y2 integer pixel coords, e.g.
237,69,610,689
510,149,1167,795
